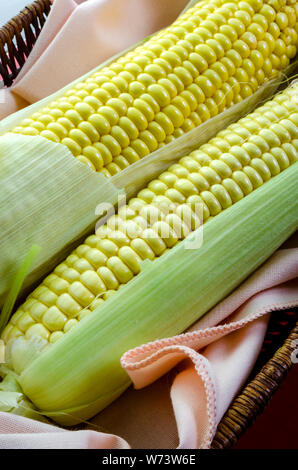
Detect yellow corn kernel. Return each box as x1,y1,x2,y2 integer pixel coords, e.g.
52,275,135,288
25,324,50,341
68,282,95,307
80,271,107,295
16,313,35,333
56,293,82,317
42,307,68,332
64,319,79,334
50,332,64,344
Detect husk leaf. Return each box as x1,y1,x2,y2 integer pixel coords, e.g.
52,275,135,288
0,134,121,308
16,163,298,425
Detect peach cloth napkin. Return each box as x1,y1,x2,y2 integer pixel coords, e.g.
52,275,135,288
0,248,297,449
0,0,188,119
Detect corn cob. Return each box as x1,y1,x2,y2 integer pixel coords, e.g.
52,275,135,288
2,83,297,348
0,87,296,426
11,0,298,177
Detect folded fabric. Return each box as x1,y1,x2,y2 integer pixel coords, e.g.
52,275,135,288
0,0,188,119
0,248,297,449
0,412,129,449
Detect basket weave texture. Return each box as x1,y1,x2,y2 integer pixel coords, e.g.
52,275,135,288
0,0,52,87
212,311,298,448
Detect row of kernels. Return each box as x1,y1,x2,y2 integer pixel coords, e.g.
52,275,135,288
97,96,231,178
99,54,274,177
104,14,294,158
152,102,296,201
1,264,123,342
15,24,288,163
1,303,80,344
12,1,293,170
12,42,272,152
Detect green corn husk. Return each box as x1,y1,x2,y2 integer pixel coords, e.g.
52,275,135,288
0,135,121,307
0,245,41,333
0,372,48,423
3,162,296,426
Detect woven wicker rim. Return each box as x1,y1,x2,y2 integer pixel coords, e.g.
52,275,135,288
0,0,52,87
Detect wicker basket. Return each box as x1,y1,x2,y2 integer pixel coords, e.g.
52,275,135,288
1,1,297,448
212,309,298,448
0,0,51,87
